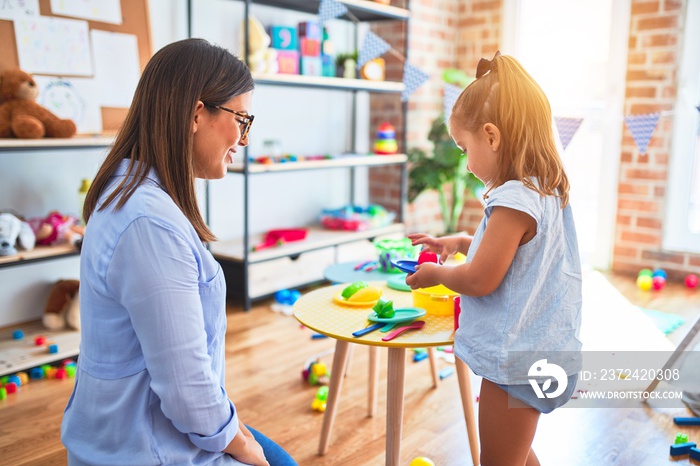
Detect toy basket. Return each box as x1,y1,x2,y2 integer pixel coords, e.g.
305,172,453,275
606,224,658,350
412,284,459,316
374,238,420,274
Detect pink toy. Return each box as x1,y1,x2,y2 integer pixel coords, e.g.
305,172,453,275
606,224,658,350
453,296,461,330
686,274,699,289
28,211,83,246
418,250,438,264
652,276,666,291
252,228,307,251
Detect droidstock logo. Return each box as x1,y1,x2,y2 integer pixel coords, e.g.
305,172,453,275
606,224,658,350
528,359,568,399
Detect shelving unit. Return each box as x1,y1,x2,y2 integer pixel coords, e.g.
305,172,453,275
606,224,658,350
195,0,410,309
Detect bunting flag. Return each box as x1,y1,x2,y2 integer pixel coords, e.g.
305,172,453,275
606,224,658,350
357,31,391,68
318,0,348,23
554,117,584,151
402,63,430,101
443,83,462,121
624,112,661,155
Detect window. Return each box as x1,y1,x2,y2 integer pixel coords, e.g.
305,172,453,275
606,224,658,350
664,0,700,253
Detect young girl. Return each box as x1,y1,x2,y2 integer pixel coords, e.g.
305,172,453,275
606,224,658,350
405,52,582,466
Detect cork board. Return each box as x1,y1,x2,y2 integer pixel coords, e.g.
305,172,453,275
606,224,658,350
0,0,152,133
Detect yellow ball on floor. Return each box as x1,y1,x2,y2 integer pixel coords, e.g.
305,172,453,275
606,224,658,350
410,458,435,466
636,274,653,291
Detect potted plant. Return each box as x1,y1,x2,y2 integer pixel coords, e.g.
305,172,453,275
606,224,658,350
335,51,358,79
407,116,483,233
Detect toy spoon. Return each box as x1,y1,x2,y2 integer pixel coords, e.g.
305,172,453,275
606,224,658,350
381,320,425,341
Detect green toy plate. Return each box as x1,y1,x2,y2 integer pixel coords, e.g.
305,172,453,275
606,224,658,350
367,307,426,324
386,274,411,292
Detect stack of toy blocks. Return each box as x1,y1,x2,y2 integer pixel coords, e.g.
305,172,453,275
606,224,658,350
298,21,322,76
321,28,335,77
271,25,299,74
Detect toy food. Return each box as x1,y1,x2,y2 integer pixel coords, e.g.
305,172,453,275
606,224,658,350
341,281,368,299
372,298,395,319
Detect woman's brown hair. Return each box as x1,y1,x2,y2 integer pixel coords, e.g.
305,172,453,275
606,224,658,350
450,54,570,206
83,38,255,242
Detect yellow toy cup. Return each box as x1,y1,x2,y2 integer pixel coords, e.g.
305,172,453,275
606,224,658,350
411,284,459,316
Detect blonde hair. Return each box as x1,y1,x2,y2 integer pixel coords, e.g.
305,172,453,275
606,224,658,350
450,54,570,206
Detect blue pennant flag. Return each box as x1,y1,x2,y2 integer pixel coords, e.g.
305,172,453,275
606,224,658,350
402,63,430,102
318,0,348,23
624,112,660,155
554,117,584,151
357,31,391,68
443,83,462,121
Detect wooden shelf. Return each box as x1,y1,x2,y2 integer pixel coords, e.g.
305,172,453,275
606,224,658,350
210,223,405,263
0,244,79,269
228,153,406,174
247,0,409,21
0,135,115,151
0,320,79,377
253,73,405,93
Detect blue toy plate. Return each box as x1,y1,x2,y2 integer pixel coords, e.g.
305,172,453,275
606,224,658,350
367,307,426,324
390,259,419,274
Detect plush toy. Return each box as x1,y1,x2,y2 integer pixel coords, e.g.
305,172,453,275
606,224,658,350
43,279,80,330
28,212,84,248
0,69,77,139
241,16,279,74
0,212,36,256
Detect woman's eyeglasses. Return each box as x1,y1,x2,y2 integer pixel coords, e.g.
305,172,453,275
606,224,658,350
203,103,254,140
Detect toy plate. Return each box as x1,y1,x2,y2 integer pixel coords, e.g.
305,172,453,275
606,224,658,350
390,259,419,274
386,274,411,292
367,307,426,324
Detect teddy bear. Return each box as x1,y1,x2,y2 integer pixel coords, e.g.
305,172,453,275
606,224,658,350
240,16,278,74
43,279,80,330
0,212,36,256
0,68,77,139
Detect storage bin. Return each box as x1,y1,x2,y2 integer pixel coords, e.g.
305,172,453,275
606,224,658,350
374,238,419,273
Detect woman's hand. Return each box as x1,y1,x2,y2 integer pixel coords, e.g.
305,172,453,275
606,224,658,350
224,421,269,466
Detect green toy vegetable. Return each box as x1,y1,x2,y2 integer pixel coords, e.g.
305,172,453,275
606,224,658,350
341,281,369,299
372,298,395,319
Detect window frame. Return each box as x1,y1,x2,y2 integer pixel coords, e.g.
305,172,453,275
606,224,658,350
663,0,700,253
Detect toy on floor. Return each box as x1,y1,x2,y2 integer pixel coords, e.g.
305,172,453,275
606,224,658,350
686,274,699,289
0,69,77,139
0,213,36,256
302,360,330,386
43,279,80,330
374,122,398,155
409,458,435,466
311,386,329,412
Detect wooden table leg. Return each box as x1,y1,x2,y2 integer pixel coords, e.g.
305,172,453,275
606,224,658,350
427,347,439,388
386,347,406,466
344,344,355,378
456,358,480,466
368,346,380,417
319,340,351,455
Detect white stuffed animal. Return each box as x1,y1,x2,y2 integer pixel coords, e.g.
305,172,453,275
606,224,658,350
241,15,279,74
0,213,36,256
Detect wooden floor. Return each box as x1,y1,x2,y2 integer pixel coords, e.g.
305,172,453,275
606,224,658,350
1,272,700,465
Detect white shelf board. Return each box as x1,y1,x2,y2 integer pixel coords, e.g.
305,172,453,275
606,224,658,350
211,223,405,263
0,244,79,268
0,135,114,150
253,73,405,93
0,320,79,377
228,153,407,173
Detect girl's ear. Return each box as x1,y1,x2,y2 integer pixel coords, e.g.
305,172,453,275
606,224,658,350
483,123,501,152
193,101,205,133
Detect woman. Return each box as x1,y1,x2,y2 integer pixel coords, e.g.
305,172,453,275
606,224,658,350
61,38,296,466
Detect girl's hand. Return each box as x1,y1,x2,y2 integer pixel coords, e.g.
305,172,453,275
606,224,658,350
405,262,441,289
224,421,269,466
408,233,462,264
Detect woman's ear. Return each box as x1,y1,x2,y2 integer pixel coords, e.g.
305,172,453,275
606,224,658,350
192,101,205,133
483,123,501,151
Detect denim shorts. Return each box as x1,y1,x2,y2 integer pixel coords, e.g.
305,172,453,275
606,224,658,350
496,373,578,413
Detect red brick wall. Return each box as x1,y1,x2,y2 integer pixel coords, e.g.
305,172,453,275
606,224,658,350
613,0,700,280
368,0,502,234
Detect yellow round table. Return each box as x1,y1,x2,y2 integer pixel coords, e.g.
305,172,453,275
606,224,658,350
293,282,479,466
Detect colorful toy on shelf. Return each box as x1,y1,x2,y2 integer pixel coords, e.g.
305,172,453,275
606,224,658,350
252,228,307,251
28,211,84,247
311,386,329,412
320,204,394,231
686,274,699,289
374,122,398,155
0,213,35,256
298,20,322,77
374,237,420,273
241,16,278,74
361,58,385,81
